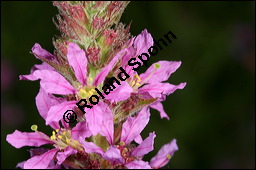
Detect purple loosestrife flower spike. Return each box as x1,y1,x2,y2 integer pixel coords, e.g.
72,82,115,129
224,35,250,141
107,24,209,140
7,1,186,169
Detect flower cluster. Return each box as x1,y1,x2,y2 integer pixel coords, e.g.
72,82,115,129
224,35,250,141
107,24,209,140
6,1,186,169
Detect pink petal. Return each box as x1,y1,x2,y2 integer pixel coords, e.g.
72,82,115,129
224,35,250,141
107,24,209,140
56,146,77,165
16,161,25,169
134,29,153,56
31,62,54,72
120,30,153,76
131,132,156,157
36,87,64,129
29,148,50,157
140,61,182,83
103,146,124,165
33,70,76,95
125,160,152,169
67,43,87,85
23,148,58,169
150,139,178,168
27,148,60,169
71,121,92,140
47,165,61,169
149,101,169,120
85,105,104,136
80,139,104,156
93,48,127,86
104,81,133,103
19,62,54,81
45,101,77,125
134,135,143,144
19,73,39,81
122,37,135,67
6,130,52,148
85,102,114,145
121,107,150,144
98,102,114,145
121,37,137,76
139,82,186,100
32,43,55,61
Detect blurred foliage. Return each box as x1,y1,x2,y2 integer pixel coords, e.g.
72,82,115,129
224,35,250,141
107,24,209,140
1,1,255,169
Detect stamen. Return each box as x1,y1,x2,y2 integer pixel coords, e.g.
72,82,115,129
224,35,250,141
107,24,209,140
166,154,172,159
123,148,128,152
63,131,67,136
78,86,97,99
89,90,93,95
140,65,159,85
80,89,87,93
136,83,141,86
58,135,62,139
154,63,161,69
134,74,141,82
120,141,125,146
30,125,52,142
31,125,38,131
66,138,70,144
55,129,59,132
52,131,56,135
131,81,135,86
51,135,56,140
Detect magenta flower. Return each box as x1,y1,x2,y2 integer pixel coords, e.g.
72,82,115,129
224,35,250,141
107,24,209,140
80,104,178,169
115,29,186,119
6,88,90,168
135,60,186,119
16,148,61,169
150,139,179,168
80,105,159,169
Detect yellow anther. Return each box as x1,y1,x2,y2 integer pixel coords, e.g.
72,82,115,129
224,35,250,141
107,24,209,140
154,63,161,69
63,131,67,136
55,129,59,132
136,83,141,86
131,81,135,86
58,135,62,139
166,154,172,159
52,131,56,135
120,141,125,146
31,125,38,131
134,74,141,82
89,77,93,81
78,88,92,99
80,89,87,93
66,138,70,143
89,90,93,95
51,135,56,140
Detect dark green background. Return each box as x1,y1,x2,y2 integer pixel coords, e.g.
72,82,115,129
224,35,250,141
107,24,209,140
1,1,255,169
